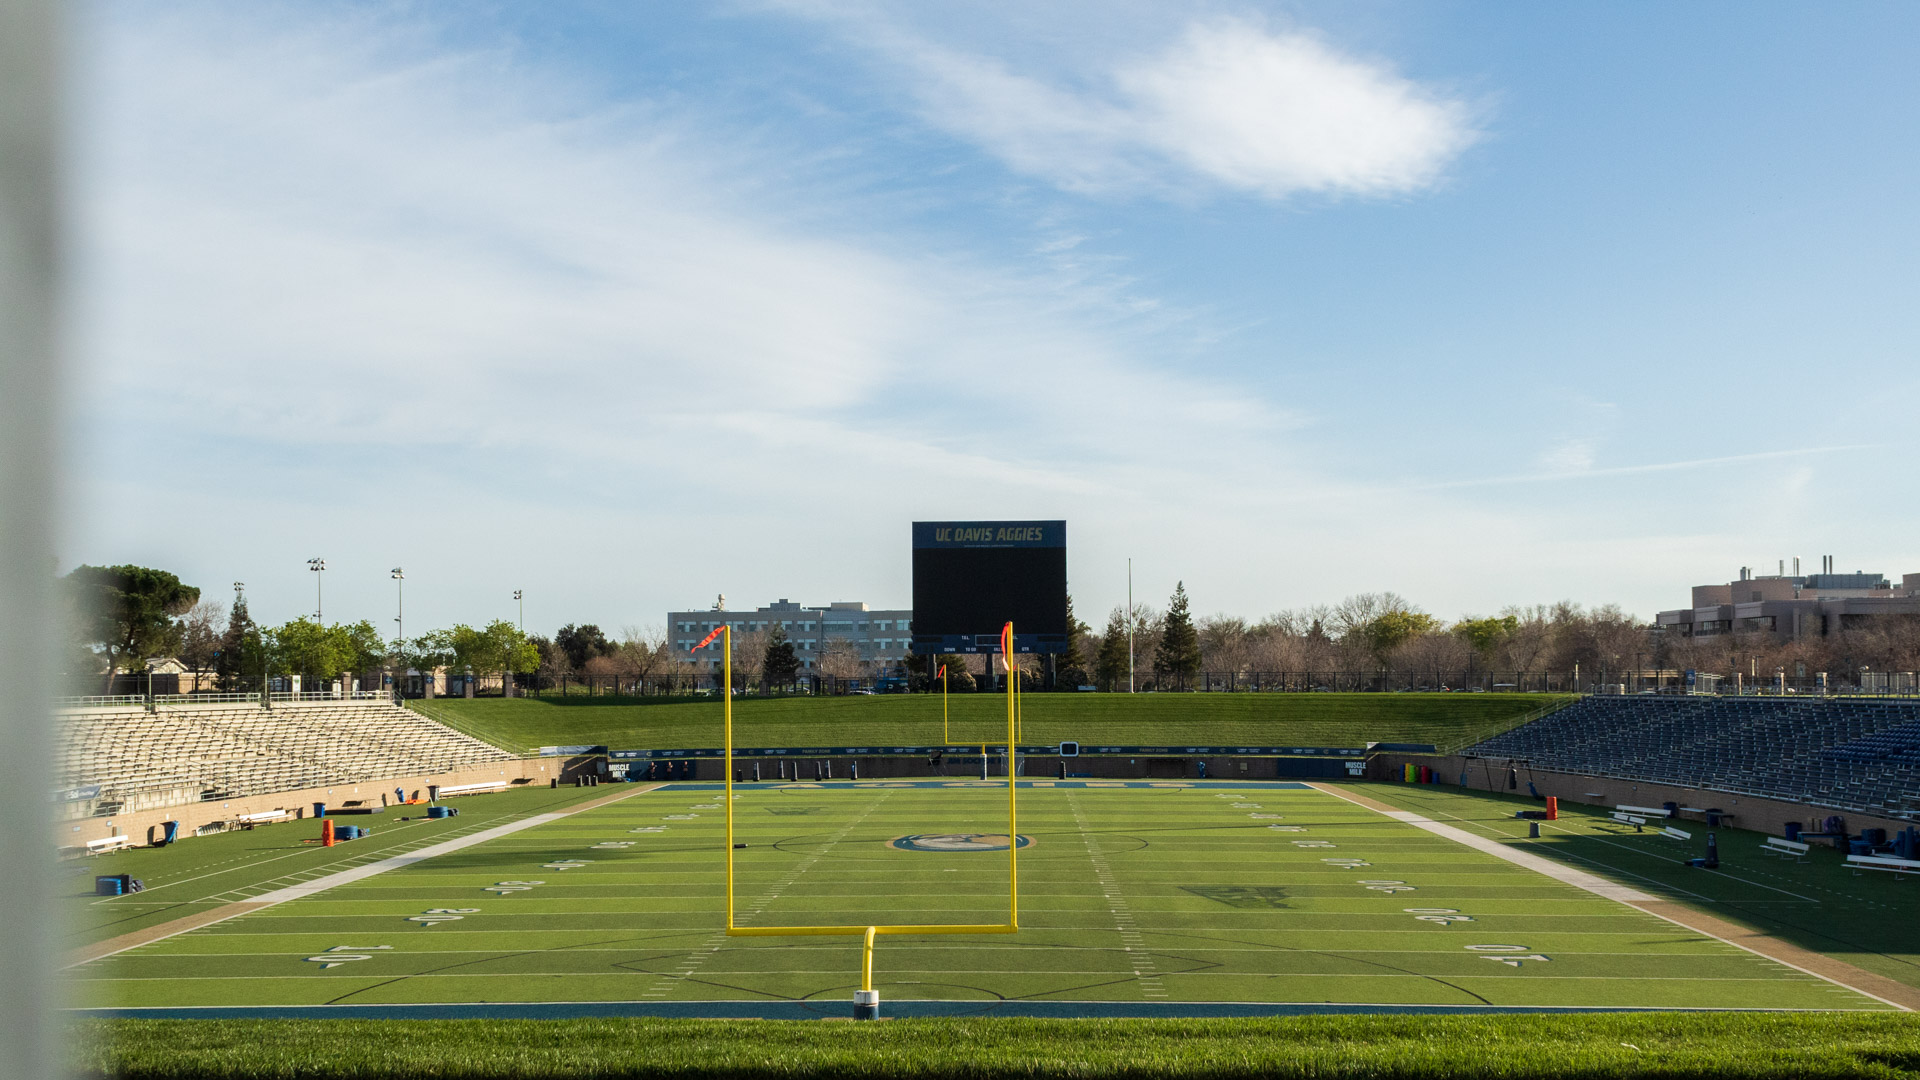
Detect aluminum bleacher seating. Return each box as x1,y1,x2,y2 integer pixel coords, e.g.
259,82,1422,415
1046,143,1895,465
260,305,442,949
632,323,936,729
1465,696,1920,821
55,700,515,819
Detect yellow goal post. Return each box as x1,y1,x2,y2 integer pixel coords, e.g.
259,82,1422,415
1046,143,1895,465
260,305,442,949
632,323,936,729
710,623,1021,1009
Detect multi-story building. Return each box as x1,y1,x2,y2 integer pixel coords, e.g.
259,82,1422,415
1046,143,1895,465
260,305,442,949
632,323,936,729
667,597,913,673
1656,557,1920,643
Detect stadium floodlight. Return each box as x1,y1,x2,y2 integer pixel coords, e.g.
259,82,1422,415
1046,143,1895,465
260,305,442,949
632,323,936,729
307,558,325,623
708,620,1020,1021
391,568,404,643
513,589,523,631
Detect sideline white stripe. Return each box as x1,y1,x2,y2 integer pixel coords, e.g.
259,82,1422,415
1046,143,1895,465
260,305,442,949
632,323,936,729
252,789,653,904
71,787,653,967
1310,785,1654,901
1313,784,1912,1012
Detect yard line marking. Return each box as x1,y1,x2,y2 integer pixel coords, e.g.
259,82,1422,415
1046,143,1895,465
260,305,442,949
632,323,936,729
63,785,659,969
1316,784,1918,1013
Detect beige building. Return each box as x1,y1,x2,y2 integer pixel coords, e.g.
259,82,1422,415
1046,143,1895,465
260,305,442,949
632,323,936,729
668,596,913,673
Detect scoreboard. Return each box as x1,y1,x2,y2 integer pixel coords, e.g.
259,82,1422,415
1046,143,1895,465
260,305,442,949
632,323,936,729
910,520,1068,655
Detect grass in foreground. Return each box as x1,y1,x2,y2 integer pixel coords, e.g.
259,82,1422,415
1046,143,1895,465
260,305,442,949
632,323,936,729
413,692,1565,755
72,1015,1920,1078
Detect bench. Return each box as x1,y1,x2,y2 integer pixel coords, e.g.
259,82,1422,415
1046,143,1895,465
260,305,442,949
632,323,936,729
436,780,510,797
1659,826,1692,841
1610,812,1652,831
1760,837,1810,862
1846,854,1920,877
236,809,290,824
1616,804,1672,818
84,835,131,855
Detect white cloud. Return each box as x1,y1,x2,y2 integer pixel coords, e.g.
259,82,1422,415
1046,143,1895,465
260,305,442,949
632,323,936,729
808,13,1481,200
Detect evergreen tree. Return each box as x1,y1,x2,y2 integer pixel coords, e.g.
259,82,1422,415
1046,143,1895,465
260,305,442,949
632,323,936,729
763,625,801,689
215,594,257,691
1094,608,1131,691
1059,593,1091,684
1153,581,1202,688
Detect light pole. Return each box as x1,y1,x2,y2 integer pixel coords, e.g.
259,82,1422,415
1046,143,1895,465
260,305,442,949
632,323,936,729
1127,557,1134,694
513,589,523,632
391,568,404,700
392,568,404,643
307,557,325,623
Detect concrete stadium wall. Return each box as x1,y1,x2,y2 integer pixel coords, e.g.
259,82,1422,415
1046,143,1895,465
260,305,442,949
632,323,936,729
1366,752,1915,840
56,756,597,852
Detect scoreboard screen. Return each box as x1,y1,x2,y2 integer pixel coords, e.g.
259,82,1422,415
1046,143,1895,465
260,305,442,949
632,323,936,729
911,520,1068,654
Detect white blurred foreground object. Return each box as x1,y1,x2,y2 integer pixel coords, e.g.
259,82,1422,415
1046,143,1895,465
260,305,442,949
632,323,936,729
0,0,63,1076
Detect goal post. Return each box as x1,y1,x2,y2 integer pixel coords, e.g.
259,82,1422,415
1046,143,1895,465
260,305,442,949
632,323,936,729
708,622,1021,1015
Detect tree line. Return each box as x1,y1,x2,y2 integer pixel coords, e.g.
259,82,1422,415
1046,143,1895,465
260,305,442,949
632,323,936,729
59,563,1920,697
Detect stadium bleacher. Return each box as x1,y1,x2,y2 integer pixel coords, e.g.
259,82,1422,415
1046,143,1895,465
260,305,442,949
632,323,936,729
55,700,515,819
1465,696,1920,821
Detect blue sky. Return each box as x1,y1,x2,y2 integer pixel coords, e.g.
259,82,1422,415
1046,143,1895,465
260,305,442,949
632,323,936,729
64,1,1920,637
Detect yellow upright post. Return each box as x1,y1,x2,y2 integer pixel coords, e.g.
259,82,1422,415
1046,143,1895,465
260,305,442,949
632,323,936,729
723,625,733,931
942,664,948,745
1007,622,1018,928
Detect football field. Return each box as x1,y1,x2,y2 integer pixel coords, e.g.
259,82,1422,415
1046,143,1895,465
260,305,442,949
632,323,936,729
70,780,1888,1014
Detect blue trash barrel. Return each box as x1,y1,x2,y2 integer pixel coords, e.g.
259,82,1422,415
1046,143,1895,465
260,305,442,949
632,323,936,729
312,802,327,818
1783,822,1801,842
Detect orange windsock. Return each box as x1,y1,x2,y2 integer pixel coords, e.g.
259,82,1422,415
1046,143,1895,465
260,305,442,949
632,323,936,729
693,626,724,650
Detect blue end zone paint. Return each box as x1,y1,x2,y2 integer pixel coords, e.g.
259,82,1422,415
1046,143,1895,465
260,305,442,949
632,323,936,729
69,1001,1770,1021
667,780,1314,791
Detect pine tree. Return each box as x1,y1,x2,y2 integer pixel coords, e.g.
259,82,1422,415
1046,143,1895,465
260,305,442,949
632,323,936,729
1060,593,1091,683
1154,581,1202,688
215,594,257,691
763,625,801,690
1094,608,1131,691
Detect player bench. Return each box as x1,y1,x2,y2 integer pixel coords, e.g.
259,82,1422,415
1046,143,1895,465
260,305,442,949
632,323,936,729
1846,853,1920,878
1616,804,1672,819
1658,826,1692,841
436,780,510,797
1760,837,1810,862
236,809,290,825
1609,812,1655,831
84,835,131,855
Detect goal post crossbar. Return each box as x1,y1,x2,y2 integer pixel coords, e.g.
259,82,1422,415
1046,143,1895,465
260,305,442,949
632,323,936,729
714,624,1021,987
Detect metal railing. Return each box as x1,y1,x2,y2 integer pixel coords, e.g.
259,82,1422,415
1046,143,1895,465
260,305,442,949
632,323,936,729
53,689,395,710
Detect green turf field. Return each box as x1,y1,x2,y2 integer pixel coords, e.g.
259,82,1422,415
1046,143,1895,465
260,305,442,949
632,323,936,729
64,787,607,949
1357,783,1920,995
69,779,1883,1013
410,692,1565,755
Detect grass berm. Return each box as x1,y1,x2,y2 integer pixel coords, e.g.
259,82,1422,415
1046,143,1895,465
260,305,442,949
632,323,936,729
409,691,1566,754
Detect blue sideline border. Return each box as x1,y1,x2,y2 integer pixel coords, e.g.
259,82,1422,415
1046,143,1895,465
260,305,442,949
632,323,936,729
71,1001,1770,1021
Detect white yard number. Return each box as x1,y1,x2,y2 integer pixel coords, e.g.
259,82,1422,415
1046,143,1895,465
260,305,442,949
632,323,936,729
543,860,591,870
305,945,392,968
1268,825,1306,832
1466,944,1550,967
592,841,635,849
1358,879,1416,893
630,826,667,834
1293,840,1337,848
485,880,545,894
1323,858,1369,867
408,907,479,927
1404,907,1474,925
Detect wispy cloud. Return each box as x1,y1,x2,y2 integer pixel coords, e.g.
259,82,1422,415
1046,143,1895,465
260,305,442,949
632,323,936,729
788,10,1483,200
1419,445,1873,491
